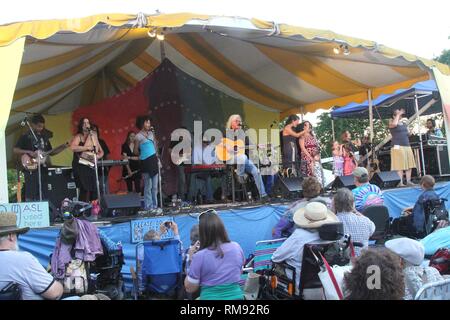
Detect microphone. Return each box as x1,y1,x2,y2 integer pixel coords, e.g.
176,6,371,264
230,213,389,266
270,120,278,128
241,123,248,130
150,126,155,132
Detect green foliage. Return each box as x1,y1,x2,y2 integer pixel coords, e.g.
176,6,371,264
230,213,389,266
436,49,450,66
314,112,389,158
7,169,23,202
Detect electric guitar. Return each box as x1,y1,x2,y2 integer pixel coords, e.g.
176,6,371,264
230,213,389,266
21,142,69,171
215,138,247,162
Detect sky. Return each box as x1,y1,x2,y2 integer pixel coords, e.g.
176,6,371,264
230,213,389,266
1,0,449,59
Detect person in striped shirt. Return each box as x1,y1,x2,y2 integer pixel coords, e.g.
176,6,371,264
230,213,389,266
352,167,384,212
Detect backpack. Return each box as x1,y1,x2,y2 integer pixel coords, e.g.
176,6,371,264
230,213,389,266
429,248,450,275
63,259,88,294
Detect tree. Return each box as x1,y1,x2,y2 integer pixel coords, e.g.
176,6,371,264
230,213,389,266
314,112,389,159
436,49,450,66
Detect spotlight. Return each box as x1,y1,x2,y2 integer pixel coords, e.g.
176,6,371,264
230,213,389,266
333,47,340,55
156,32,165,41
147,28,156,38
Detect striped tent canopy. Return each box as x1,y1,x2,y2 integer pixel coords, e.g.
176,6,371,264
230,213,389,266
4,12,450,137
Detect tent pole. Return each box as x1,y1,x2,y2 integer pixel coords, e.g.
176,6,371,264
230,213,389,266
331,117,335,141
368,89,374,143
414,94,426,176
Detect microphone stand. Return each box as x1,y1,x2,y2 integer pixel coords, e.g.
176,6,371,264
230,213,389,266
24,119,43,201
152,128,163,209
90,131,102,209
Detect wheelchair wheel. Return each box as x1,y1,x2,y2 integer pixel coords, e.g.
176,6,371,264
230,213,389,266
102,284,124,300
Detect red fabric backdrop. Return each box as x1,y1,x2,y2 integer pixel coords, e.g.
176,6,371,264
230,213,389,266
72,77,153,193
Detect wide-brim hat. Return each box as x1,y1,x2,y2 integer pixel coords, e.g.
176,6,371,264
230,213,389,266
293,202,338,229
0,212,30,237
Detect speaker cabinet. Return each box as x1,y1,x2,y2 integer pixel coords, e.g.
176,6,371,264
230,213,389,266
47,167,77,211
332,175,356,190
273,176,303,199
370,171,401,189
101,192,142,217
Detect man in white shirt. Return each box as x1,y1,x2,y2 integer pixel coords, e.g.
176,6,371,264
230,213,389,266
0,212,63,300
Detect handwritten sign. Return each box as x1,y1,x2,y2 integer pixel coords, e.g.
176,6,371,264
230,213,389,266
0,202,50,228
130,217,174,243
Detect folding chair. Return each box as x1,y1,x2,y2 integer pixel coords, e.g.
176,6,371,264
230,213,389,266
136,239,183,299
251,238,287,273
414,278,450,300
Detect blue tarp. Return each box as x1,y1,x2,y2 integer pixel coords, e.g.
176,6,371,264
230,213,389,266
381,181,450,218
331,80,442,119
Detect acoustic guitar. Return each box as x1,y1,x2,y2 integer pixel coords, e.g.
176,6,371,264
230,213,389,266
215,138,246,162
21,142,69,171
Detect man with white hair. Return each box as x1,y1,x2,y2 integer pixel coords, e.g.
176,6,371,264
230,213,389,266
223,114,267,201
333,188,375,255
0,212,63,300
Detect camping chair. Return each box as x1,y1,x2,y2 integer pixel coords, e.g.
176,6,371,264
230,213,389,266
362,205,390,244
137,239,183,299
250,238,287,273
414,278,450,300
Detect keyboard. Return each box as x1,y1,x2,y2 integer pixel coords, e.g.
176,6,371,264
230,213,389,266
185,164,226,174
98,159,129,167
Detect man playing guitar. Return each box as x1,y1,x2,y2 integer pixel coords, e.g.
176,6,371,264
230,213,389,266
218,114,268,201
13,114,66,201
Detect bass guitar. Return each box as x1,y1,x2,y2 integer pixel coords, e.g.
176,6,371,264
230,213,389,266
21,142,69,171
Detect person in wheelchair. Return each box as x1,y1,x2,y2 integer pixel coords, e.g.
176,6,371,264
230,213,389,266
271,202,338,295
400,175,448,238
184,210,245,300
272,177,332,239
0,212,63,300
385,237,444,300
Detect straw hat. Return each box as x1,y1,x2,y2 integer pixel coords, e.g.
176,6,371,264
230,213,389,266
0,212,29,237
293,202,338,229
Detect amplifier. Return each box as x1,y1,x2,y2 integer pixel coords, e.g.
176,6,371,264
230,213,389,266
47,167,77,210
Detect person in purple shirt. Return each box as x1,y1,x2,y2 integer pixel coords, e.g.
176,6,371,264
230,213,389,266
184,209,245,300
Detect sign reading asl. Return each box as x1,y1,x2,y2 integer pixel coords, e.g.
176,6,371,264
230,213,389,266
0,202,50,228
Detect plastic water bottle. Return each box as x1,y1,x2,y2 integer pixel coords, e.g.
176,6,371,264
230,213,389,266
172,194,177,207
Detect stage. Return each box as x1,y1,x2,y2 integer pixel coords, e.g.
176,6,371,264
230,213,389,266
18,181,450,290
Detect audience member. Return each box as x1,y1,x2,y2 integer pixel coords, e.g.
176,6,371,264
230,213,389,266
185,210,245,300
385,238,444,299
137,221,181,293
0,212,63,300
352,167,384,212
272,177,331,238
344,248,405,300
402,175,444,237
272,202,338,295
333,188,375,255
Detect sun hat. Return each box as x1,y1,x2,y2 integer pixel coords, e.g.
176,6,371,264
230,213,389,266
385,238,425,266
0,212,29,237
293,202,338,229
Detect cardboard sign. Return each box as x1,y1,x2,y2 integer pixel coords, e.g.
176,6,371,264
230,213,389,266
130,217,174,243
0,202,50,228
